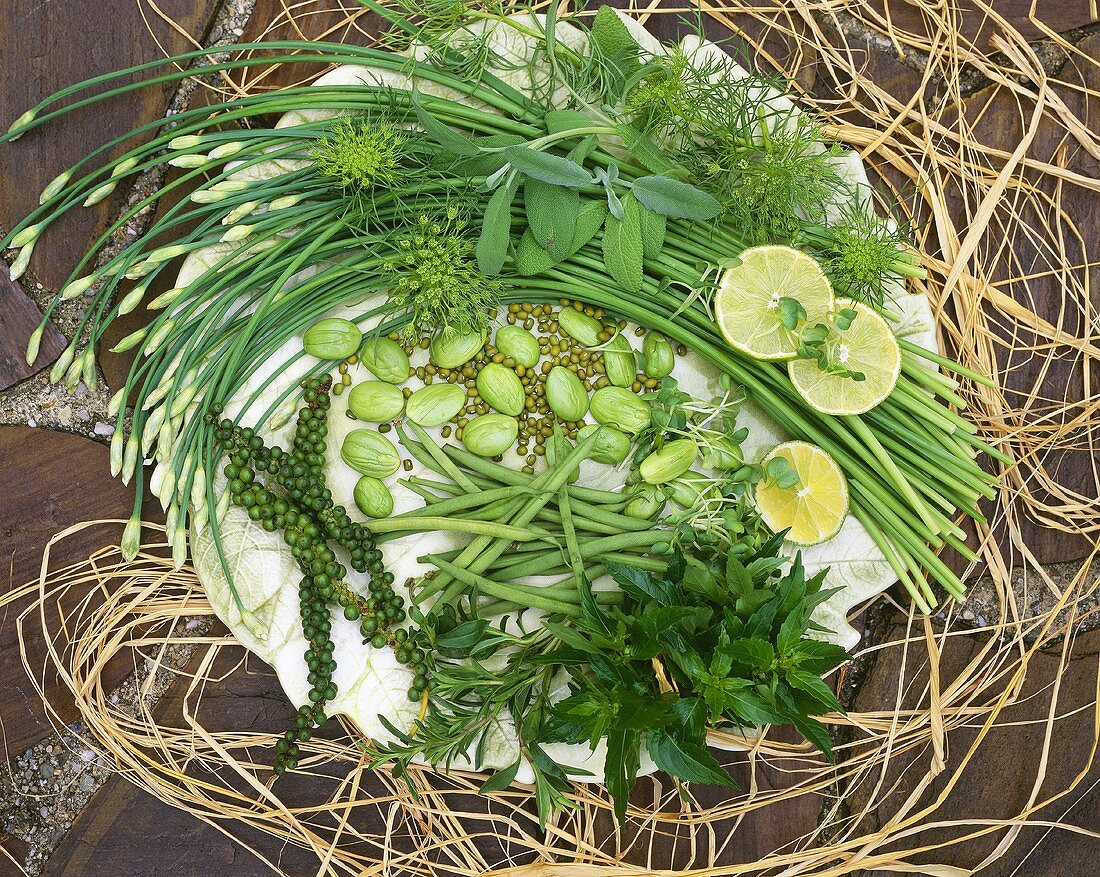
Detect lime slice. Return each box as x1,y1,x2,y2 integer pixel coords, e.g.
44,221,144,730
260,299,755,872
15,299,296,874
787,299,900,415
756,441,848,545
713,246,834,361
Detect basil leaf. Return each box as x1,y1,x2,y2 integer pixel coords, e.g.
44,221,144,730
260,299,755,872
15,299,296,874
524,179,578,260
476,174,518,275
632,175,723,220
479,758,521,793
504,145,594,187
411,93,478,157
785,668,843,713
647,730,737,787
723,637,775,673
602,194,644,292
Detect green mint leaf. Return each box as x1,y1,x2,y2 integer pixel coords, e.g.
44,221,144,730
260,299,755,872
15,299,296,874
411,94,479,157
476,174,518,275
503,146,594,188
723,637,775,673
647,729,737,788
791,639,850,674
524,179,578,261
602,193,644,292
785,668,844,714
604,727,641,826
544,109,595,135
479,758,521,793
631,176,723,220
637,203,666,259
605,558,675,604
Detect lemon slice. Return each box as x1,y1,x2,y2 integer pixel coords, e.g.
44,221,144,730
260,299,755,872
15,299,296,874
787,299,901,415
713,246,834,360
756,441,848,545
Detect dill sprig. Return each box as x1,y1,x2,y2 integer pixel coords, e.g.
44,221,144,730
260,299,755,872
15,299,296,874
311,115,410,193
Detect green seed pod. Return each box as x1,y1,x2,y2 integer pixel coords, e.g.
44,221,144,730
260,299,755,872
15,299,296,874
623,484,665,519
602,333,636,388
347,381,405,422
462,414,519,457
577,424,631,465
476,363,525,416
640,439,698,484
590,386,651,434
406,383,466,427
557,307,603,347
360,337,410,384
701,435,744,471
430,327,486,369
642,332,675,378
353,476,394,518
666,471,712,508
341,429,401,477
494,325,540,368
303,318,362,361
545,366,589,422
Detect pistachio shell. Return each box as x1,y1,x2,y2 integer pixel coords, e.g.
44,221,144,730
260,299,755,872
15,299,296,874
556,307,603,347
640,439,698,484
303,318,362,360
360,337,410,384
642,332,675,378
577,424,630,465
590,386,651,434
602,333,636,388
545,366,589,422
494,325,540,368
341,429,401,477
353,476,394,518
406,383,466,427
430,327,486,369
462,414,518,457
347,381,405,422
476,363,525,416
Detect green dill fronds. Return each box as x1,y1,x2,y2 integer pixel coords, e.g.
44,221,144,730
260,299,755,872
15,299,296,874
813,207,913,308
385,206,503,336
311,116,408,193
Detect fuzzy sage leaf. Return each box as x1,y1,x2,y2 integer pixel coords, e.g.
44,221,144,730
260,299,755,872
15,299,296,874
632,175,723,220
477,174,519,275
504,146,594,188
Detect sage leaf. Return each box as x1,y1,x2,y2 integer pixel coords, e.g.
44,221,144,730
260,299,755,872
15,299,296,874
504,145,594,188
545,109,594,135
411,94,478,157
632,175,723,220
514,229,557,275
525,179,578,260
569,199,607,253
638,203,666,259
477,175,518,275
453,133,526,176
602,194,644,292
616,123,675,174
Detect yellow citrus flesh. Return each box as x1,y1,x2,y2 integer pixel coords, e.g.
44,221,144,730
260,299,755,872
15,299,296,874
787,299,901,416
755,441,849,545
713,246,834,361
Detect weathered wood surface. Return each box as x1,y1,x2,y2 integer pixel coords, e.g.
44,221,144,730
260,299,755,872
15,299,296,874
0,264,67,390
0,427,163,757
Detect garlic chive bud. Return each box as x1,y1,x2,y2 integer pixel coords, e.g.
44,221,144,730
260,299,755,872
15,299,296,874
116,280,149,316
238,609,268,641
220,223,253,242
111,156,139,179
39,170,71,204
144,244,188,265
122,435,140,485
82,181,117,207
142,375,171,410
60,274,96,300
223,200,260,225
110,430,124,477
169,377,198,418
81,347,98,390
63,353,84,390
108,387,126,418
123,261,155,280
157,417,174,460
192,502,208,531
190,465,206,509
50,345,76,383
212,180,248,194
120,516,143,561
269,403,294,431
24,325,43,366
147,286,184,310
171,526,188,569
188,190,221,204
165,504,178,536
151,463,175,506
269,193,302,211
111,326,148,353
215,490,231,523
168,134,204,150
7,109,36,140
141,406,165,455
143,319,175,355
168,153,208,169
207,141,243,160
10,223,42,248
9,243,33,280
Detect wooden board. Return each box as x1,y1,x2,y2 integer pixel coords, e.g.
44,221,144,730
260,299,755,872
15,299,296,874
0,0,223,290
0,264,67,390
0,426,163,757
866,0,1097,44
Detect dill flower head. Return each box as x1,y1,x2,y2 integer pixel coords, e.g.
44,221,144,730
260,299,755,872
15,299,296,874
312,116,407,193
385,207,503,336
821,209,910,307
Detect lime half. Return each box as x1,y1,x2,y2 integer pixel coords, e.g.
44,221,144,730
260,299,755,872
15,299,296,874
756,441,849,545
787,299,901,416
714,246,834,361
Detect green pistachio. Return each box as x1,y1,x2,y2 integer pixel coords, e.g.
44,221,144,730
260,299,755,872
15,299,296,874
461,414,518,457
353,476,394,518
623,484,665,519
545,366,589,422
303,317,361,360
476,363,525,416
590,386,651,434
406,383,466,427
494,325,540,368
602,333,636,388
360,336,410,384
347,381,405,422
642,332,675,378
341,429,401,477
577,424,630,465
556,307,603,347
430,327,486,369
640,439,698,484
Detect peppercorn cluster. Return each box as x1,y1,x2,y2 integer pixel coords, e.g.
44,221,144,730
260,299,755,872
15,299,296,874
208,377,429,777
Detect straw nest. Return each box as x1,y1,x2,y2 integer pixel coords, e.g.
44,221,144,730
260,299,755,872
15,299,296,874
8,1,1100,873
